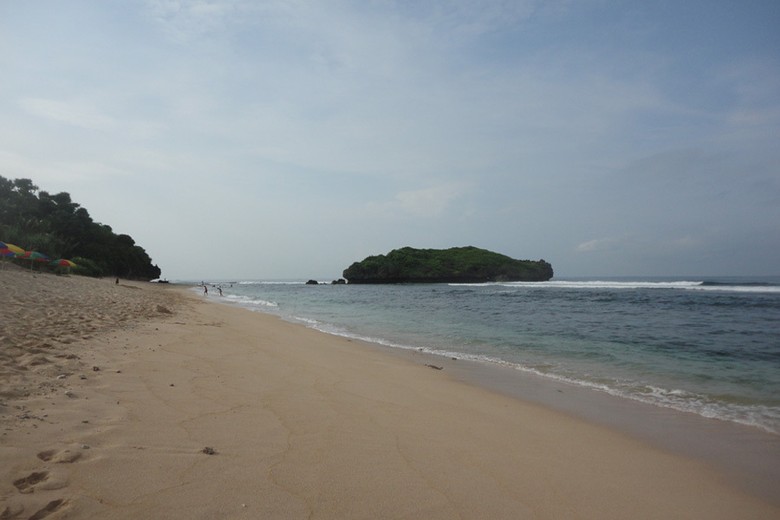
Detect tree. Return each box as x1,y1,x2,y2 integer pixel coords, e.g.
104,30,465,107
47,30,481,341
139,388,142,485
343,246,554,283
0,175,161,279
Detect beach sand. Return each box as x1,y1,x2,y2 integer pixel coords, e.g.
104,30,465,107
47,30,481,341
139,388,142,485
1,268,778,519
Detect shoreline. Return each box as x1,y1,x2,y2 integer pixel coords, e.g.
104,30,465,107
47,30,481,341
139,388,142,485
389,347,780,506
215,278,780,437
207,287,780,506
2,271,778,518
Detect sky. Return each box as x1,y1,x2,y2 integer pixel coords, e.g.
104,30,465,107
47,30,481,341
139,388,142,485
1,1,779,280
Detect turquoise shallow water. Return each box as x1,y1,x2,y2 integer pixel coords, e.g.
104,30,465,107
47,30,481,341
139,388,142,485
208,277,780,434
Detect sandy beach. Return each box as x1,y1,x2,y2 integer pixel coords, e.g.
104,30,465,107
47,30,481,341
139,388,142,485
1,268,778,519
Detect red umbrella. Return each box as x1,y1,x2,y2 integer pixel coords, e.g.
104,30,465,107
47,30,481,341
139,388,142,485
21,251,49,271
21,251,49,261
51,258,77,274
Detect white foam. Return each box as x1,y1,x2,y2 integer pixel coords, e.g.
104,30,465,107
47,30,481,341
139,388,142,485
686,285,780,294
352,339,780,435
495,367,780,434
223,294,278,308
237,280,304,285
211,284,780,435
449,280,780,294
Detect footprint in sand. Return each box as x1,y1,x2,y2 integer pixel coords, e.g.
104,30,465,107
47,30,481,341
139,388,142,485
12,469,68,496
28,499,68,520
37,449,81,464
12,471,49,494
0,503,24,519
0,498,68,520
4,450,75,518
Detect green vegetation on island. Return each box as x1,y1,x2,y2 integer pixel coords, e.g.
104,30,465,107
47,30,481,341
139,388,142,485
343,246,553,284
0,175,161,280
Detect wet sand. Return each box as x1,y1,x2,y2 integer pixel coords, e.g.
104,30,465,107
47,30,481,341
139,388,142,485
1,268,778,519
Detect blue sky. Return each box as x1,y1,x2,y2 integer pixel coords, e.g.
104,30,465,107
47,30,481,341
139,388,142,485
1,1,778,280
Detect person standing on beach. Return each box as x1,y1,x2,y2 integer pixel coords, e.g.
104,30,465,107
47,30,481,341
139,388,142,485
203,284,208,295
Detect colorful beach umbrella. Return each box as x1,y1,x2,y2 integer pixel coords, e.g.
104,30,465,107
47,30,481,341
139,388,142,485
0,241,25,269
51,258,77,274
20,250,49,271
0,241,24,256
51,259,77,268
21,251,50,261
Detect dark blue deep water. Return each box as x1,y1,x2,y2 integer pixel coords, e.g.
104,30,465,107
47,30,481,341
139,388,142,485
213,277,780,434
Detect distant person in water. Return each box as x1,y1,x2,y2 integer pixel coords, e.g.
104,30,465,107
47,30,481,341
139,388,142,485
218,286,223,296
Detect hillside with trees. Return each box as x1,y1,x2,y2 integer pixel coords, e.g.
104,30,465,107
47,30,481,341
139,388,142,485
0,175,161,280
343,246,553,283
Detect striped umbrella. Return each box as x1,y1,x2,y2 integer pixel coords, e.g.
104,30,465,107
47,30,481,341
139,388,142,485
0,241,24,256
51,259,77,268
21,251,49,261
0,241,24,269
20,250,49,271
51,258,77,274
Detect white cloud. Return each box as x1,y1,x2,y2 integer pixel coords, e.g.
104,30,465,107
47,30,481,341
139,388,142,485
2,0,779,277
401,0,540,36
50,161,129,183
18,98,115,130
395,182,470,218
576,237,622,253
0,149,129,185
143,0,244,42
361,181,472,220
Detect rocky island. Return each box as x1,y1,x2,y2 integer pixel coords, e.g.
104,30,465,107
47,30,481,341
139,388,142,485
343,246,553,284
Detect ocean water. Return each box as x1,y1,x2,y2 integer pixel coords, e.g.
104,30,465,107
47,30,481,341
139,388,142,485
211,277,780,435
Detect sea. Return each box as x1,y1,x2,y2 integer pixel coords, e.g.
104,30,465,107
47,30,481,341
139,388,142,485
205,276,780,436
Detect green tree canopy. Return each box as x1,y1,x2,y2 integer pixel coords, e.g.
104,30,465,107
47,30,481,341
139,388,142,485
0,175,161,279
343,246,553,283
